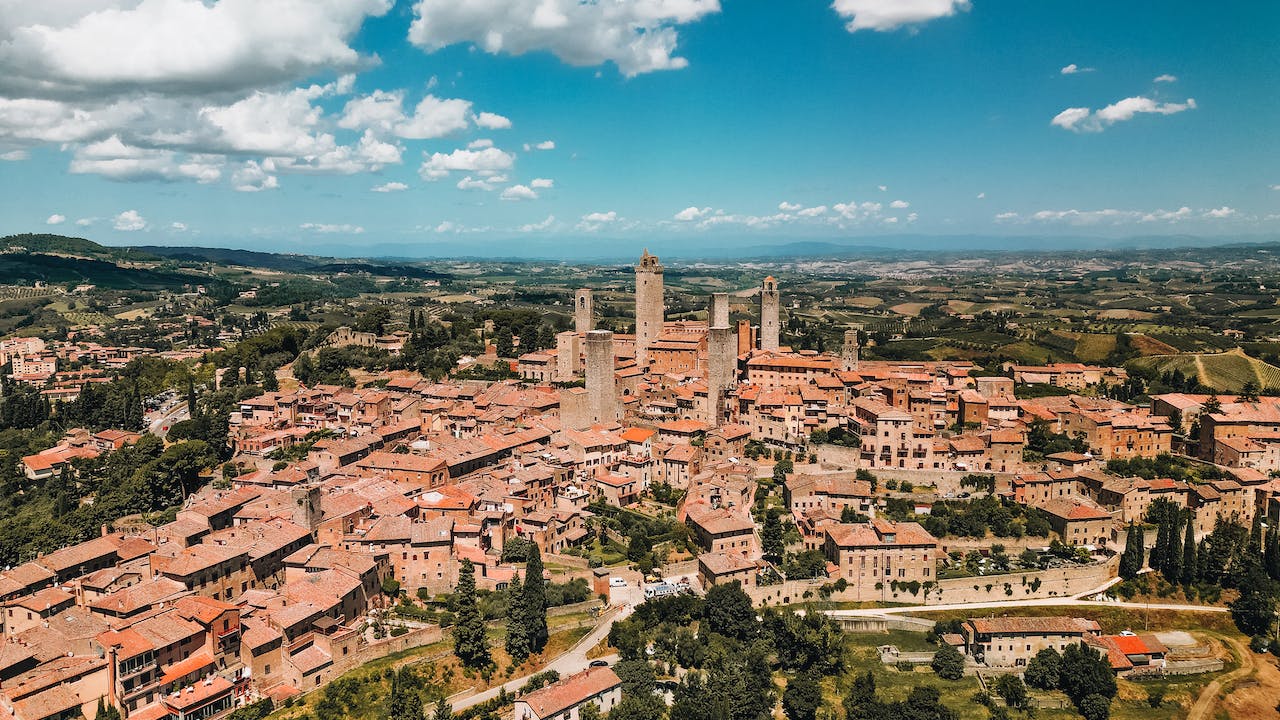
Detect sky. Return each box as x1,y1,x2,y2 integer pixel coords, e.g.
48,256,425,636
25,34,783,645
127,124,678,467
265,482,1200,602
0,0,1277,258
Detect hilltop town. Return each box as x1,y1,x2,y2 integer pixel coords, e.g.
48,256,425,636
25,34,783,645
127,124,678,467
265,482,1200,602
0,242,1278,720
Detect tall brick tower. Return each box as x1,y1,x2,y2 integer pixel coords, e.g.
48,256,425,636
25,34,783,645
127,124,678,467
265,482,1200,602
841,326,861,372
759,276,780,351
710,292,730,328
574,289,594,334
634,249,664,369
706,293,735,427
585,330,619,424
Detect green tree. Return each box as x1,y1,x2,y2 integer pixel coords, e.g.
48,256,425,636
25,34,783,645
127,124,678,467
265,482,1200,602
930,641,965,680
783,672,822,720
762,510,784,562
430,697,451,720
504,571,530,663
703,582,758,642
1060,643,1116,707
1230,560,1278,637
1024,647,1062,690
1119,523,1144,579
453,560,490,668
1181,513,1198,585
669,672,715,720
993,674,1027,710
387,669,423,720
96,698,122,720
522,543,549,653
1078,694,1111,720
576,702,602,720
772,459,793,483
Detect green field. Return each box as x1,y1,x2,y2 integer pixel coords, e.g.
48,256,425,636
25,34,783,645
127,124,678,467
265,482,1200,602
1130,349,1280,391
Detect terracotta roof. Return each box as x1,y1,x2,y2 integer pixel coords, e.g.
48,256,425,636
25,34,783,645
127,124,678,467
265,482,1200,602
519,667,620,719
967,616,1100,635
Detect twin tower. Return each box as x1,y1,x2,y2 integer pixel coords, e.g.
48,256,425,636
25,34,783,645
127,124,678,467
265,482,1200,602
569,250,783,427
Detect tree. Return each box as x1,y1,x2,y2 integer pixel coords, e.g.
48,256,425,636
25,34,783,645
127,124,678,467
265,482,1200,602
576,702,602,720
773,459,793,483
930,641,965,680
96,698,122,720
504,571,530,663
522,544,549,653
1160,515,1182,584
1241,381,1261,404
1060,643,1116,707
430,698,451,720
1078,694,1111,720
387,669,423,720
762,510,784,562
1024,647,1062,690
453,560,490,668
782,672,822,720
1181,513,1198,585
669,672,715,720
1119,523,1144,579
993,674,1027,710
703,582,757,642
1230,560,1278,637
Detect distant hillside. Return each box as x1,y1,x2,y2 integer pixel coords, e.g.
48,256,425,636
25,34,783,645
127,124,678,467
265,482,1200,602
1129,348,1280,392
2,233,159,262
0,252,210,290
313,262,450,280
133,245,323,272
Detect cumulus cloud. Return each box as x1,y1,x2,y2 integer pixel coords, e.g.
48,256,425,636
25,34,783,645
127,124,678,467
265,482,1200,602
675,206,713,221
300,223,364,234
889,200,910,209
832,0,969,32
68,135,223,183
976,192,986,199
113,209,147,231
408,0,721,76
456,175,505,191
232,161,279,192
474,111,511,129
0,0,391,99
524,140,555,151
395,95,473,139
577,210,619,231
519,215,556,232
1052,96,1196,133
1205,206,1237,219
1154,74,1177,83
1060,63,1094,75
1,150,28,161
530,177,554,189
419,146,515,179
996,205,1241,225
46,214,65,225
796,205,828,217
339,90,406,134
170,221,188,232
777,202,802,212
501,184,538,201
371,181,408,192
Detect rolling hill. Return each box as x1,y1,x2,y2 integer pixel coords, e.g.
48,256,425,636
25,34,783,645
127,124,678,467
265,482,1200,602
1129,348,1280,392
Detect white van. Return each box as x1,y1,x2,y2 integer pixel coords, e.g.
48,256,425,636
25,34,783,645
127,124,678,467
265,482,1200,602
609,577,627,588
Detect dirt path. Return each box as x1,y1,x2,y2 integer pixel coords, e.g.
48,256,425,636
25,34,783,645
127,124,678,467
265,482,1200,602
1186,635,1255,720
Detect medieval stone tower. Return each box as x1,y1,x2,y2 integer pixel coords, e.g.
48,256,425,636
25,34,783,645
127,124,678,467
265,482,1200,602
841,326,861,372
574,289,594,334
706,293,735,426
759,276,780,351
634,249,665,368
585,330,619,424
291,485,323,533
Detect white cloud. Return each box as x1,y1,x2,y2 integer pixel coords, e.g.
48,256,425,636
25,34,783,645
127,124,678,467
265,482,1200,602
396,94,473,139
475,111,511,129
1271,185,1280,191
300,223,364,234
519,215,556,232
408,0,721,77
877,185,887,192
1052,96,1196,133
113,209,147,231
777,202,802,212
1205,206,1237,219
68,135,223,183
0,150,28,161
996,205,1242,225
577,210,619,231
339,90,406,134
1154,74,1177,83
530,177,554,189
832,0,969,32
45,214,65,225
0,0,391,99
456,175,505,191
170,221,188,232
434,221,458,233
419,146,515,179
675,206,713,221
976,192,986,199
526,140,555,151
501,184,538,201
75,217,95,227
231,161,279,192
468,138,494,149
797,205,828,217
889,199,910,209
371,181,408,192
1060,63,1095,75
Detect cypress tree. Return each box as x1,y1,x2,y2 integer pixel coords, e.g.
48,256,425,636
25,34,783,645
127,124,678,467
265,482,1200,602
523,544,548,653
505,570,530,663
453,560,490,668
1249,513,1263,555
1119,523,1143,580
186,376,199,418
1181,513,1198,585
1266,526,1280,580
1151,516,1169,573
1162,517,1182,584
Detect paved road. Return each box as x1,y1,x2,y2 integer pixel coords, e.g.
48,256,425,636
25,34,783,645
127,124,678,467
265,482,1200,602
148,401,188,438
452,586,642,711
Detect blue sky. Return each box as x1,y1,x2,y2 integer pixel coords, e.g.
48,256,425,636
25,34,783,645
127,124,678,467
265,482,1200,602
0,0,1276,257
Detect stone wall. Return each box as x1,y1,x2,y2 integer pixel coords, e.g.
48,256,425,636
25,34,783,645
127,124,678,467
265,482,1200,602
812,445,1021,495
